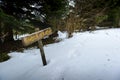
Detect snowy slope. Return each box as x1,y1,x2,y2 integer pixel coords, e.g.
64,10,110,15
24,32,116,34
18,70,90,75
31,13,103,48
1,29,120,80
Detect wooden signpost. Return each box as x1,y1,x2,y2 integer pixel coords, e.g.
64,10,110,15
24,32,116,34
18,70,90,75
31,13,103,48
22,27,52,66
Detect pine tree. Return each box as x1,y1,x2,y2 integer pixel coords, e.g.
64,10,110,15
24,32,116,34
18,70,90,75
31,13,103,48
0,8,21,43
0,0,68,42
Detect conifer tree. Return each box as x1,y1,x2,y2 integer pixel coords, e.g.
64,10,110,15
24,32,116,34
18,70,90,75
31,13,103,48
0,0,68,42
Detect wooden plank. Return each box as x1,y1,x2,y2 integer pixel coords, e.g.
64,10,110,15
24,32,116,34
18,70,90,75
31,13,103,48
22,27,52,46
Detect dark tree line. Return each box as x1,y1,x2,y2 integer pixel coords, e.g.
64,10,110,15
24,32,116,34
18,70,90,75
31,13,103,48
0,0,68,43
61,0,120,37
0,0,120,42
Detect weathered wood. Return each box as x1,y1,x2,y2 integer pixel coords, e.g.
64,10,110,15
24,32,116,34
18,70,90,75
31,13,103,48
35,28,47,66
22,27,52,46
22,27,52,66
38,39,47,66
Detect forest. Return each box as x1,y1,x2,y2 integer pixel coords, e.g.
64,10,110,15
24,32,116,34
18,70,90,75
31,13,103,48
0,0,120,61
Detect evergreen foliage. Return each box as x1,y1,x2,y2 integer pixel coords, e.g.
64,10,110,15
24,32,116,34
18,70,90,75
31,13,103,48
64,0,120,36
0,53,10,62
0,0,68,42
0,0,120,41
0,0,68,22
107,7,120,27
0,8,20,30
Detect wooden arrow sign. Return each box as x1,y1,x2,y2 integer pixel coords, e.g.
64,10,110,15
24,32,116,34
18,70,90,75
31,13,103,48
22,27,52,66
22,27,52,46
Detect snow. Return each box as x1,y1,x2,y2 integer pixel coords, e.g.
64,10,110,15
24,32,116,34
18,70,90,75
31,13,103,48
56,31,67,41
14,34,29,40
1,28,120,80
68,0,75,7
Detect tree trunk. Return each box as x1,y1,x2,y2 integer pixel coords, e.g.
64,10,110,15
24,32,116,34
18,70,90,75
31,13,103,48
67,31,72,38
117,18,120,27
0,28,2,45
4,26,14,43
0,22,3,44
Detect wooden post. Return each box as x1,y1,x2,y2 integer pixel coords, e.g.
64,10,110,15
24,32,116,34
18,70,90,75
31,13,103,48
22,27,52,66
38,40,47,66
35,28,47,66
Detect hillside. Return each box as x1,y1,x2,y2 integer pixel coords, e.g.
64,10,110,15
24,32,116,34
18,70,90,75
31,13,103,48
0,28,120,80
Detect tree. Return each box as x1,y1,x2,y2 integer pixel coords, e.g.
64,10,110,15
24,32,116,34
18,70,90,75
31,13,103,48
0,0,68,42
63,0,120,37
0,8,35,43
0,8,20,43
107,7,120,27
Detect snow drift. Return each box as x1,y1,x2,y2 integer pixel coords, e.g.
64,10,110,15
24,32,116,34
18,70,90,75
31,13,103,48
0,28,120,80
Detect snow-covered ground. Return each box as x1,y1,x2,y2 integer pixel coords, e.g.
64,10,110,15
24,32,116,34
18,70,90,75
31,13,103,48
1,28,120,80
